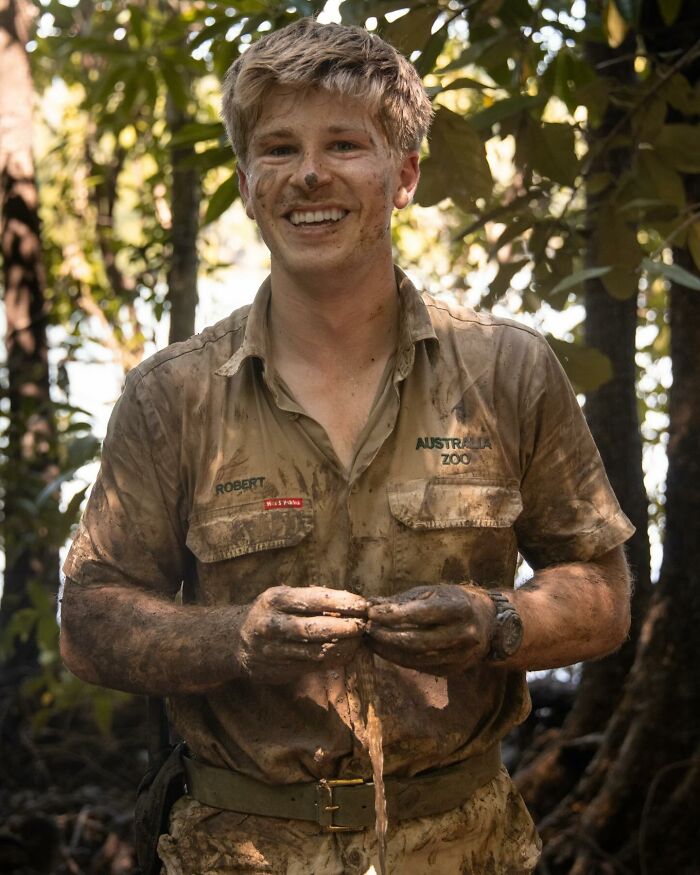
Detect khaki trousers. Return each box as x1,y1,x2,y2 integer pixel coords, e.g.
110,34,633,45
157,766,541,874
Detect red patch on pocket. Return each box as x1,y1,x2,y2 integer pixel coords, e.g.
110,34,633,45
264,497,304,510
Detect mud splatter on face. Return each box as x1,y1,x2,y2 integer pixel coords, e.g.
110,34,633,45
253,169,276,202
304,172,318,189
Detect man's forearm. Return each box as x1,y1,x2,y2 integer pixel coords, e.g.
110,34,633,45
60,581,248,697
499,545,631,671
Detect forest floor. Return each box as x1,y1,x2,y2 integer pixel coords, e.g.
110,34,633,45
0,675,575,875
0,682,146,875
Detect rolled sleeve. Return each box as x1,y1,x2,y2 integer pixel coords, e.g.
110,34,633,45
514,338,635,569
63,370,186,596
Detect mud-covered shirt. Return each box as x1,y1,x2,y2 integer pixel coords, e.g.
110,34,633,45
64,269,634,783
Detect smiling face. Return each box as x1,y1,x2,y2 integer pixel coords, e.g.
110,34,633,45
237,88,419,287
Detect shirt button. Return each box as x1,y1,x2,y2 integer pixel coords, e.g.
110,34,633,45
350,483,359,494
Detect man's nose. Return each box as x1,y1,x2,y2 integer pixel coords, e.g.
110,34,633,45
290,152,332,192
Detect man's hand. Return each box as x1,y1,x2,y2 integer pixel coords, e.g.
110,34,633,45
237,586,369,684
366,585,494,674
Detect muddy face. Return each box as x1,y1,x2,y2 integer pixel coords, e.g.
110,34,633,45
237,88,419,285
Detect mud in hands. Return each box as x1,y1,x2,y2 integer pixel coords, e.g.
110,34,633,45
237,585,369,684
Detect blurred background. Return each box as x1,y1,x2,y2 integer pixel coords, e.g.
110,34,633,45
1,0,698,872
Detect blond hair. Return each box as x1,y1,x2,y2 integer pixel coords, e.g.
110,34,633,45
221,18,433,166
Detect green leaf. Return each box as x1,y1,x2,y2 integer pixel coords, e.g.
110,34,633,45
658,0,683,25
161,59,189,112
67,434,101,471
482,259,528,307
655,125,700,173
550,267,613,297
170,121,226,147
414,25,449,78
179,145,234,171
89,62,130,108
594,203,641,299
614,0,639,23
204,172,239,225
665,74,700,116
426,76,495,98
435,34,502,74
632,96,667,143
688,223,700,273
545,50,596,113
517,120,579,187
547,337,614,393
61,36,133,56
190,16,240,50
491,213,536,252
468,94,545,134
642,258,700,291
129,6,145,45
383,7,439,55
416,108,492,211
636,151,685,211
604,0,630,48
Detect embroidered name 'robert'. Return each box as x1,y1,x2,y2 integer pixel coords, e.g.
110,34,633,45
215,476,265,496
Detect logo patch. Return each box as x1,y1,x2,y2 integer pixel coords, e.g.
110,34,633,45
415,435,492,466
264,497,304,510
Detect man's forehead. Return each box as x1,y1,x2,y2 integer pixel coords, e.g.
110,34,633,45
252,88,380,139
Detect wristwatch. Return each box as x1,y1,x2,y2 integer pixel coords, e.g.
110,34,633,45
485,591,524,661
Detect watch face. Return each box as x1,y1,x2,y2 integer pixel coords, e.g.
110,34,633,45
499,612,524,656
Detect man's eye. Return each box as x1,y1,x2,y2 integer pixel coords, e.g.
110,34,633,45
333,141,358,151
268,145,294,156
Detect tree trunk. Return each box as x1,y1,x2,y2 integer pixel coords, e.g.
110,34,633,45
0,0,59,673
536,244,700,875
515,35,652,818
166,87,200,345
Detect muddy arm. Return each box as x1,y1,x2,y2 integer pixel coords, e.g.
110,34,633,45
502,544,631,671
366,545,631,674
60,580,367,697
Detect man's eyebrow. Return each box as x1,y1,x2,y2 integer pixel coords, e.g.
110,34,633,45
254,125,374,140
327,125,375,140
252,127,295,143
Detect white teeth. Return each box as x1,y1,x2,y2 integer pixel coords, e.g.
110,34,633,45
288,208,347,226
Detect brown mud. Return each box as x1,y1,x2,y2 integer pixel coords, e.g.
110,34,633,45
356,650,388,875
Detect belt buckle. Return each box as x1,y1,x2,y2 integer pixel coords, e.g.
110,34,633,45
316,777,365,832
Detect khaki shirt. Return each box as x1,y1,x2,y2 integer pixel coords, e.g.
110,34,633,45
64,269,634,783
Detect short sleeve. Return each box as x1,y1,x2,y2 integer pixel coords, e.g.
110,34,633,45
63,369,186,596
514,337,635,569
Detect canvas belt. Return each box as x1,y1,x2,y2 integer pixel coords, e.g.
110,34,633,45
183,745,501,833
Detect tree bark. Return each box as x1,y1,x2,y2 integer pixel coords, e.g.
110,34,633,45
563,33,652,738
0,0,59,673
515,35,652,818
166,87,200,344
536,245,700,875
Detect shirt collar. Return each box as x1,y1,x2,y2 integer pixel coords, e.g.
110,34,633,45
215,276,272,378
215,267,438,379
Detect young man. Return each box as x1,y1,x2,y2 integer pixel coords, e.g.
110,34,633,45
60,19,634,874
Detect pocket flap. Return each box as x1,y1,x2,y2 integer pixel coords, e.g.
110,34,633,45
186,505,312,562
388,479,522,529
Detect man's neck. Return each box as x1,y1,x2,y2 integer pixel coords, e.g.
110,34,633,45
268,259,400,370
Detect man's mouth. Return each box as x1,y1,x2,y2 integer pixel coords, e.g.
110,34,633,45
287,208,348,226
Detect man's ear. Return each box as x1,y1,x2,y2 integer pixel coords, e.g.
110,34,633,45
393,152,420,210
237,165,255,220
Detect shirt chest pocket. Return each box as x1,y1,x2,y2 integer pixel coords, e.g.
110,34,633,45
387,479,523,589
185,502,317,605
